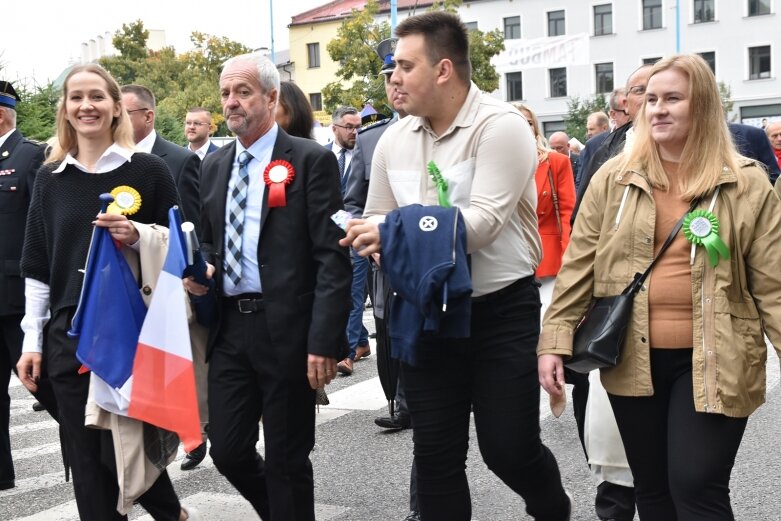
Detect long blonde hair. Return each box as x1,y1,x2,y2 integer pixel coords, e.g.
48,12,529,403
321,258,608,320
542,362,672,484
619,54,744,199
46,64,134,164
513,103,549,163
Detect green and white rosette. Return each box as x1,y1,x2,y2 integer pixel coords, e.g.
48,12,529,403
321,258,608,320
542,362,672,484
683,209,729,267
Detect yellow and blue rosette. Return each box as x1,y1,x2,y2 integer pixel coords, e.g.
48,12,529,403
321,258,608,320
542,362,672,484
107,185,142,215
683,209,729,267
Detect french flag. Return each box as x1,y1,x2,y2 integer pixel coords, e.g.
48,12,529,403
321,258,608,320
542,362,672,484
127,207,202,452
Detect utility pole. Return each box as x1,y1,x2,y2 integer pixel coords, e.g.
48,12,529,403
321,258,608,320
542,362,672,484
270,0,276,64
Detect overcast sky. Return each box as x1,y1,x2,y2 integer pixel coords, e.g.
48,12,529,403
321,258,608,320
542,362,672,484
2,0,325,86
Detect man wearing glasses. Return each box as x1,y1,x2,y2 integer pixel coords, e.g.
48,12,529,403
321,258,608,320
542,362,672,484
184,107,219,160
327,106,370,376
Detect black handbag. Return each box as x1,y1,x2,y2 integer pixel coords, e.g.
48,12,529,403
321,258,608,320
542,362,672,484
565,199,700,373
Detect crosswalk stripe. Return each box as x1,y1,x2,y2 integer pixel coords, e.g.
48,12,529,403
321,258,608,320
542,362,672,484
8,419,58,436
11,442,61,462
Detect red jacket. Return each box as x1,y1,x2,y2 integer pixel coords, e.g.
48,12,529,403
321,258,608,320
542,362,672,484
535,151,575,277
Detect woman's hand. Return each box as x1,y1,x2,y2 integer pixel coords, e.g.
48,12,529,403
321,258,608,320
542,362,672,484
538,354,566,397
94,213,139,246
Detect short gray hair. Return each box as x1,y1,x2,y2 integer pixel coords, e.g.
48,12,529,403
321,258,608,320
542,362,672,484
222,53,280,95
608,88,626,111
332,106,359,123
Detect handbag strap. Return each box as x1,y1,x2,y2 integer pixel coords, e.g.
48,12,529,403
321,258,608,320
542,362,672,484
546,163,563,236
623,197,701,296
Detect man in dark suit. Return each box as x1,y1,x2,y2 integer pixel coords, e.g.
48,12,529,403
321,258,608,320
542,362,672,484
185,53,350,521
0,81,58,490
728,122,780,183
184,107,219,160
120,85,201,231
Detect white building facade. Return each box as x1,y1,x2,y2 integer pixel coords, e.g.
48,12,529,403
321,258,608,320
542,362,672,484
444,0,780,134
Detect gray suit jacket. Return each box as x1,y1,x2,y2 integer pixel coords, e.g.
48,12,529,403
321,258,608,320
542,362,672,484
343,116,396,217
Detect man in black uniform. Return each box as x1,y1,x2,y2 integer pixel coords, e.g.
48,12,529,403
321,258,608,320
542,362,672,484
0,81,58,490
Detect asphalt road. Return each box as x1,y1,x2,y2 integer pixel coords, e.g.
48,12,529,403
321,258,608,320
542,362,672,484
1,310,779,520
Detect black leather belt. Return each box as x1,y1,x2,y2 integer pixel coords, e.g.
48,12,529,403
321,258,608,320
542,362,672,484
471,276,534,303
223,293,264,313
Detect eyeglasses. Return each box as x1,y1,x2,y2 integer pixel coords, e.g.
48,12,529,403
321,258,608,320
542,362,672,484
126,108,150,114
185,121,209,127
333,123,360,133
627,85,646,96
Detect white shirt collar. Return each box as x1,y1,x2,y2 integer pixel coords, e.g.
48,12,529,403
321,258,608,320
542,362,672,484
52,143,134,173
0,127,15,149
189,139,211,160
136,129,157,154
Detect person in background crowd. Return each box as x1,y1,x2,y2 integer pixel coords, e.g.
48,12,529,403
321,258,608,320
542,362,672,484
515,105,575,316
0,80,59,492
548,130,580,184
342,12,571,521
765,121,781,169
327,106,370,377
727,121,780,184
540,53,781,521
186,53,350,521
586,111,610,140
18,63,193,521
276,81,315,140
184,107,218,160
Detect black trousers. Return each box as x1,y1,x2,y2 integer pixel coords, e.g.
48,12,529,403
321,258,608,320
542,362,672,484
609,348,747,521
401,278,569,521
47,308,181,521
208,299,316,521
0,313,59,485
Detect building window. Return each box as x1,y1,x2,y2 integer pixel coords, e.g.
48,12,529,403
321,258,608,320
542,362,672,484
543,121,567,139
642,0,663,30
549,68,567,98
697,51,716,74
504,16,521,39
643,56,662,65
506,72,523,101
309,93,322,111
464,21,478,31
694,0,715,22
548,10,566,36
307,43,320,68
748,0,771,16
593,4,613,36
595,63,614,93
749,45,772,79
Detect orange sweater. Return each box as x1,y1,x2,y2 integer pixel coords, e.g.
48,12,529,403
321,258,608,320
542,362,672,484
648,163,693,348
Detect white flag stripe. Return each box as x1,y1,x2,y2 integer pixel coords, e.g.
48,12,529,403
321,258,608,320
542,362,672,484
137,270,192,361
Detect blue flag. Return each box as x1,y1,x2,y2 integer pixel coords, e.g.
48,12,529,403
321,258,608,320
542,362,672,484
69,225,147,388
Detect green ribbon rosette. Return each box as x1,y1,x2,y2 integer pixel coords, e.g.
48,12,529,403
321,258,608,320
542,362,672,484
427,160,451,208
683,209,729,267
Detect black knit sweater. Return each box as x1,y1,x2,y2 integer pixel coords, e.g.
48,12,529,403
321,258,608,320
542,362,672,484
21,153,180,314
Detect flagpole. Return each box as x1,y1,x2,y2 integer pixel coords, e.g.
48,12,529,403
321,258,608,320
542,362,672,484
270,0,276,64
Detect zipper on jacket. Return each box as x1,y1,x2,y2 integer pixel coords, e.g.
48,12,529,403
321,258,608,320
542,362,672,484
698,189,719,412
614,185,631,230
443,209,458,313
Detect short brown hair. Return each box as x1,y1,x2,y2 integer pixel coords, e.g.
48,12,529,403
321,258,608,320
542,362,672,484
395,11,471,85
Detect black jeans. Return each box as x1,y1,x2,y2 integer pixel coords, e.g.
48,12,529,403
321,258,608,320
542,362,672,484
401,277,569,521
47,308,181,521
208,299,316,521
609,348,747,521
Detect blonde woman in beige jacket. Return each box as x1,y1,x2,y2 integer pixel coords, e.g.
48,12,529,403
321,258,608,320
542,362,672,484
538,54,781,520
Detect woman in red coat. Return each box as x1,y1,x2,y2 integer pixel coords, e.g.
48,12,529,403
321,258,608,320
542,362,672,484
515,104,576,313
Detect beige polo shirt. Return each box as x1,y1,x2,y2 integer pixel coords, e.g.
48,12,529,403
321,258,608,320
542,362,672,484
364,83,541,297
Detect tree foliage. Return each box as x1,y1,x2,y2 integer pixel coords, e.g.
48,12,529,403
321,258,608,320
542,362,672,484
15,82,59,142
322,0,505,114
719,81,735,122
565,93,607,144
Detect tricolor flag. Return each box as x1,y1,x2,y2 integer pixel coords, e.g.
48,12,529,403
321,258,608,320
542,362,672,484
127,208,202,452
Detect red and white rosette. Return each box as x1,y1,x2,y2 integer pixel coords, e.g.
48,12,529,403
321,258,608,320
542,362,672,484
263,160,295,207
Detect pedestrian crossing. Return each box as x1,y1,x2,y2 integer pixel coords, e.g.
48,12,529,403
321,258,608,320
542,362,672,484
2,343,779,520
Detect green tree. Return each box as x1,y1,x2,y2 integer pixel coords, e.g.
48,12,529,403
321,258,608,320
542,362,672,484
15,82,59,142
112,20,149,61
719,81,735,122
565,93,607,144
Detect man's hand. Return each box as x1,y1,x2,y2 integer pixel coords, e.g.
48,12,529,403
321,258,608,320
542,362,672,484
17,352,42,393
538,354,565,397
307,354,337,390
183,263,215,296
339,219,381,257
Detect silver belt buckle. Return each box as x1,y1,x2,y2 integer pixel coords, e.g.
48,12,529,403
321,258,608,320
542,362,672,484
237,299,254,313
